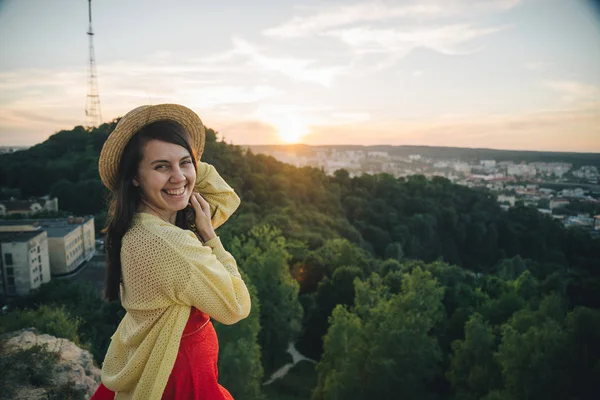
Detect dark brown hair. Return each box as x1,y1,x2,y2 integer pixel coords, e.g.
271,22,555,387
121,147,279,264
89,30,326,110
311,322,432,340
103,120,198,301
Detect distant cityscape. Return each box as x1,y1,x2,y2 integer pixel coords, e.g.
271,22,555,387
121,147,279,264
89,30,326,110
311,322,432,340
247,145,600,234
1,143,599,302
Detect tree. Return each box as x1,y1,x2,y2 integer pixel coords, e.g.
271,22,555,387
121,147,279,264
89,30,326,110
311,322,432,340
312,305,365,400
299,266,364,359
447,313,501,399
214,271,264,400
564,307,600,399
314,267,445,400
495,296,570,400
230,225,303,372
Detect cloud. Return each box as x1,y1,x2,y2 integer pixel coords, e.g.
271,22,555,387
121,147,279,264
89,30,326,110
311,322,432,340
230,38,346,86
324,24,506,56
263,1,511,70
264,0,520,38
542,80,600,105
264,2,441,38
0,50,288,145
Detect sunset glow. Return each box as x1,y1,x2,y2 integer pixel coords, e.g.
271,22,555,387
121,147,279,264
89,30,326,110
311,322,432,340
274,116,308,144
0,0,599,151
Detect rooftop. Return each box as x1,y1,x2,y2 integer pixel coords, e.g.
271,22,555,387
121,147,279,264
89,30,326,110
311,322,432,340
0,230,45,243
0,216,92,238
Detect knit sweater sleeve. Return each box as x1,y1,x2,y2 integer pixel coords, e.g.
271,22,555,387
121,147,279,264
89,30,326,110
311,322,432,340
136,224,251,326
195,161,241,230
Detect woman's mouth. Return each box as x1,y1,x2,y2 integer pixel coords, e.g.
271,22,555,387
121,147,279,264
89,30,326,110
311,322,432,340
163,185,187,197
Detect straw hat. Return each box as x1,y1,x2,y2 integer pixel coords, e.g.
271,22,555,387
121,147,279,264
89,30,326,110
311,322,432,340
99,104,205,192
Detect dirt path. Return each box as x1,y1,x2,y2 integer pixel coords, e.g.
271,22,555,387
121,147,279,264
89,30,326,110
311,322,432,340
263,342,316,385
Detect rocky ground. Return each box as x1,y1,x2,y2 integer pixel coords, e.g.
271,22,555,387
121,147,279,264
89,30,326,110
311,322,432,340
0,328,101,399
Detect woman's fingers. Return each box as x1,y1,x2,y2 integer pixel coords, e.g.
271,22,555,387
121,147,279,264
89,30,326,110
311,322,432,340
191,193,210,217
197,193,211,214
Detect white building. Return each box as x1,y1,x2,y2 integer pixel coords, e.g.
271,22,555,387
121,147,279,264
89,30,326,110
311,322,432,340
531,162,571,178
507,164,536,177
550,198,570,209
367,151,389,159
453,162,471,173
0,196,59,217
498,195,516,206
323,160,356,175
480,160,496,168
343,150,364,162
560,188,585,198
573,166,599,180
0,217,95,276
0,229,51,297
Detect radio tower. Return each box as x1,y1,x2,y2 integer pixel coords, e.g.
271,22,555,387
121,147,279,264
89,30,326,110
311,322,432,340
85,0,102,128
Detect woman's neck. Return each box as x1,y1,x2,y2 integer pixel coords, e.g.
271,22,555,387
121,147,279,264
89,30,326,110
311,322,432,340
139,201,176,224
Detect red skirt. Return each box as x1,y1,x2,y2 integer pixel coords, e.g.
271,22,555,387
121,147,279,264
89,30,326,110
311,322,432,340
91,307,233,400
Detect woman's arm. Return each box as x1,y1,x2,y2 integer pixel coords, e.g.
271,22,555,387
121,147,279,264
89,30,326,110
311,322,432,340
160,228,250,325
123,223,251,325
194,161,241,230
177,235,250,325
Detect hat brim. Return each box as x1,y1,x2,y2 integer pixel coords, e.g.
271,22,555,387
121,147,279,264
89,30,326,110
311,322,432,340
99,104,206,192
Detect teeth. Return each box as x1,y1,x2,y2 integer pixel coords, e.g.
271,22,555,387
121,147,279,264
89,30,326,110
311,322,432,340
165,187,185,196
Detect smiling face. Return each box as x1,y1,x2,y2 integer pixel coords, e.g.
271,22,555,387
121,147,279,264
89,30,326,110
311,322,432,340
134,139,197,223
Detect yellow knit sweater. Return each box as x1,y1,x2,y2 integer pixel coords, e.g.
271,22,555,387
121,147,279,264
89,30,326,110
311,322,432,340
101,162,251,400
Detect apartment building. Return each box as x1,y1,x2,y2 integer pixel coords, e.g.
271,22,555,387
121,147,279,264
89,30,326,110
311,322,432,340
0,216,95,276
0,229,51,297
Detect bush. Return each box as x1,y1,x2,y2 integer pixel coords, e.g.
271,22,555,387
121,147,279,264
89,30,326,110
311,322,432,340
0,305,82,345
0,341,59,399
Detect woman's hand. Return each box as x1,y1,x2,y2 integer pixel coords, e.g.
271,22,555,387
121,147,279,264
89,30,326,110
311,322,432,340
189,192,217,242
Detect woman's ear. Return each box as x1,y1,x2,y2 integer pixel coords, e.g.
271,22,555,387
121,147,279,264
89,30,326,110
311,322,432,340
133,178,139,187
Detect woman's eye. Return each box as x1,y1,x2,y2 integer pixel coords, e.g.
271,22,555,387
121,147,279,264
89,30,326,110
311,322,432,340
155,164,167,170
182,160,192,165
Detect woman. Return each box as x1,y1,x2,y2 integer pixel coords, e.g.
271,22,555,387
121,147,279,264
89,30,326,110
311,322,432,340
91,104,251,400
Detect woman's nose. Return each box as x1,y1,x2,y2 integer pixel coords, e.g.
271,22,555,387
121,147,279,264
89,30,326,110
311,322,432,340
170,166,186,183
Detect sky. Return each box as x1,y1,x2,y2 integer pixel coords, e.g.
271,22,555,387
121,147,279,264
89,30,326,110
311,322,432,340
0,0,599,152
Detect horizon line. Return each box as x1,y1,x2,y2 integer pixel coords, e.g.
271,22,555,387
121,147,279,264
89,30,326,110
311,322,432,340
2,142,600,156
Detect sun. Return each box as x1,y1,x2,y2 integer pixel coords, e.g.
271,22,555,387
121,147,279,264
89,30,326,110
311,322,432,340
274,116,308,144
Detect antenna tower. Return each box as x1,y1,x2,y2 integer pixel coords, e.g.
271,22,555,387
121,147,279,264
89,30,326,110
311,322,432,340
85,0,102,128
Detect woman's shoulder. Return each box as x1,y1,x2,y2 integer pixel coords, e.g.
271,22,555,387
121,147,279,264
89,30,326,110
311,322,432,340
123,213,201,252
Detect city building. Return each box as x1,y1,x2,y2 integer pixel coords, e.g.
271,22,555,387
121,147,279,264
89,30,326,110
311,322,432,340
0,216,95,276
367,151,389,159
452,162,471,173
0,196,59,217
572,166,599,180
550,198,570,209
0,229,51,298
497,195,516,206
560,188,585,198
507,164,536,177
564,214,594,229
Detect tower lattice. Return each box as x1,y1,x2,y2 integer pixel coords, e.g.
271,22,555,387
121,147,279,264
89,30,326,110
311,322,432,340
85,0,102,128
